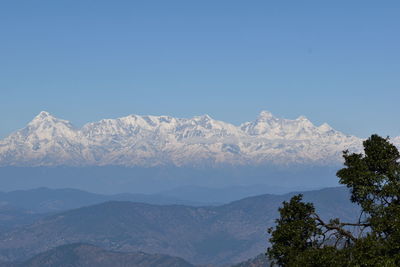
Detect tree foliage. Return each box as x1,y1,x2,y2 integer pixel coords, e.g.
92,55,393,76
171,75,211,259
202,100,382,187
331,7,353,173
267,195,319,266
267,134,400,266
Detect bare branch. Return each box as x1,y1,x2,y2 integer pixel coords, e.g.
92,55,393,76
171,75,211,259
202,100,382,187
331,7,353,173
312,213,358,243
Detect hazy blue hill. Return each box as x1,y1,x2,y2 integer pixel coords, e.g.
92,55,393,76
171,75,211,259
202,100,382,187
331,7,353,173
0,203,45,231
18,243,195,267
0,187,359,265
0,188,106,213
297,186,358,222
158,184,315,204
0,187,207,214
0,166,339,197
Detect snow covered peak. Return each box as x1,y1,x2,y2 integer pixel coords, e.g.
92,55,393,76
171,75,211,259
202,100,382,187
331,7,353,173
296,115,309,121
36,111,51,118
241,112,343,140
195,114,212,121
294,115,314,129
0,110,364,167
191,114,214,126
318,123,334,133
257,110,275,120
30,111,56,123
28,111,74,128
23,111,76,141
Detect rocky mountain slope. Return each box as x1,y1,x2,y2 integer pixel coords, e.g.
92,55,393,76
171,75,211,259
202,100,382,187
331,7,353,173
0,187,359,265
0,111,364,167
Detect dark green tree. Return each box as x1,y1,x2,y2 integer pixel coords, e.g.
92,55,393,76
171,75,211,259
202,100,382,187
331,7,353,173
267,195,319,266
267,134,400,266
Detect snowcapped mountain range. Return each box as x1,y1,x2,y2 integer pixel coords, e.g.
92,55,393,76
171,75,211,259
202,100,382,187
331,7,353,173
0,111,373,167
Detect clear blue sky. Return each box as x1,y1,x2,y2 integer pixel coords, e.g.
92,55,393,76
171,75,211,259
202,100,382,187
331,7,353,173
1,1,399,138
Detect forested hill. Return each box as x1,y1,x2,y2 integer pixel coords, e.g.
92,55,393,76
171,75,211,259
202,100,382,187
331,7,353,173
0,186,359,265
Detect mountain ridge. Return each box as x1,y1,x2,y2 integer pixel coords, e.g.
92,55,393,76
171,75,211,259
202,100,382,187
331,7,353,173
0,186,359,265
6,243,195,267
0,187,212,214
0,111,368,167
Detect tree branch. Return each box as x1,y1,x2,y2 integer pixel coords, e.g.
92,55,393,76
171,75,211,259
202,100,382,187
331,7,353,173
312,213,358,243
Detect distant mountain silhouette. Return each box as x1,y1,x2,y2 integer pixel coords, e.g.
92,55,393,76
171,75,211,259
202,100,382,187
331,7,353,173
0,165,339,198
158,184,313,203
0,187,209,214
0,186,359,265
